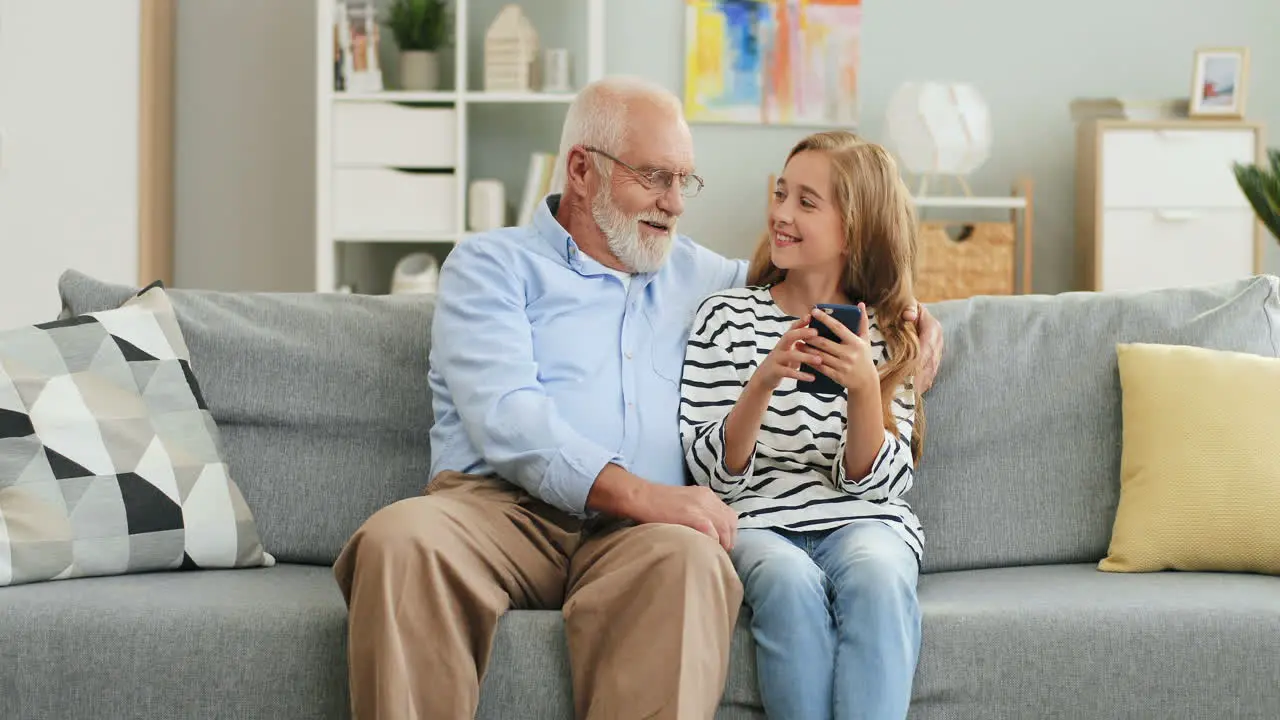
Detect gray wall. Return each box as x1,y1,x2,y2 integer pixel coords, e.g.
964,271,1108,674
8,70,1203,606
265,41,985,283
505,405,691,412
172,0,1279,295
174,0,316,292
592,0,1280,294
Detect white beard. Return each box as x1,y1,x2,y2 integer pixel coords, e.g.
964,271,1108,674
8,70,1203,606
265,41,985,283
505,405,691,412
591,188,676,274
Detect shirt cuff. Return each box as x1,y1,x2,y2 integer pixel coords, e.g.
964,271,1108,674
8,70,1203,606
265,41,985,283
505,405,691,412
846,430,895,486
714,421,754,480
540,439,623,517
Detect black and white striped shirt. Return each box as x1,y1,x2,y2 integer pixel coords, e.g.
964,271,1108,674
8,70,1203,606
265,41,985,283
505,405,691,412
678,285,923,561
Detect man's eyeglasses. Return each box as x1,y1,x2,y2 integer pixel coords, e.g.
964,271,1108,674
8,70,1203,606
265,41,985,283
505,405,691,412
583,146,705,198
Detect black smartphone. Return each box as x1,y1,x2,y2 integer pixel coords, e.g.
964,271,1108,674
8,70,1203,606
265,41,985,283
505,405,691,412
795,303,863,395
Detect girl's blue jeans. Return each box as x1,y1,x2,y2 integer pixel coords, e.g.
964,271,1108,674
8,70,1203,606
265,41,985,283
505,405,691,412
730,521,922,720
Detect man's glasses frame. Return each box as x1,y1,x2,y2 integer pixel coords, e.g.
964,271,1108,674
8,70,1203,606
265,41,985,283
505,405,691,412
582,145,705,198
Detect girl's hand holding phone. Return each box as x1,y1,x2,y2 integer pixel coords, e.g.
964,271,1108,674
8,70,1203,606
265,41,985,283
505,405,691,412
807,303,878,396
753,315,825,390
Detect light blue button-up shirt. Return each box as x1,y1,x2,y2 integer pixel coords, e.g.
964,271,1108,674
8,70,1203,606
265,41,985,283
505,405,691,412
427,194,748,515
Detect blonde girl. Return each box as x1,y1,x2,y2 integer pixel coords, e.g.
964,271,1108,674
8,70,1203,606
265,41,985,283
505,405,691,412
679,131,926,720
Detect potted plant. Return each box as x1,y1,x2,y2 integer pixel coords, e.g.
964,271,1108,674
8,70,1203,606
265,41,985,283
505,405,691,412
1234,148,1280,243
384,0,450,91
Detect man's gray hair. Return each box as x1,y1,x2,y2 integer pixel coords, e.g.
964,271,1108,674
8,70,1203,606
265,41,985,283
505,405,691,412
552,76,682,192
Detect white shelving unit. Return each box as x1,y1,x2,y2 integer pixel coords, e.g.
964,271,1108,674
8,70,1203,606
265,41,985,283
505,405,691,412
314,0,606,293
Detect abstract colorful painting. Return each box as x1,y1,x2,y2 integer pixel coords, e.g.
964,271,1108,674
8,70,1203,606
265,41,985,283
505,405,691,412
684,0,862,126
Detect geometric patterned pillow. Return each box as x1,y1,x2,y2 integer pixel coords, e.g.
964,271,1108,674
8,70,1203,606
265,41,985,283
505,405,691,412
0,282,274,586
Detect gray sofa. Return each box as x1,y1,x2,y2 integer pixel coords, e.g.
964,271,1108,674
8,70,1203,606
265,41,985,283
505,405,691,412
3,268,1279,720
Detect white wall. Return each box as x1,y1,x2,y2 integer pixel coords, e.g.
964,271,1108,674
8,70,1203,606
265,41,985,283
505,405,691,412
0,0,141,328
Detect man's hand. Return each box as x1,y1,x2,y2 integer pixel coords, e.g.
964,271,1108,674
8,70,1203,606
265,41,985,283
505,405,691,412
586,465,738,550
901,301,944,393
634,484,739,551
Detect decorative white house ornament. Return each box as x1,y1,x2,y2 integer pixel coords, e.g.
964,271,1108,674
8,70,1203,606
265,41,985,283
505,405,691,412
886,82,992,195
484,5,540,92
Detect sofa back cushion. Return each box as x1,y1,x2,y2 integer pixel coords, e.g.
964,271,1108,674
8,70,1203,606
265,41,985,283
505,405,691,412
915,275,1280,574
58,270,435,565
60,269,1280,573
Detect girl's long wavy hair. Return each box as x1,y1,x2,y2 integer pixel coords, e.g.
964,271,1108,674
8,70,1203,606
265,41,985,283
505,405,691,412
748,131,925,462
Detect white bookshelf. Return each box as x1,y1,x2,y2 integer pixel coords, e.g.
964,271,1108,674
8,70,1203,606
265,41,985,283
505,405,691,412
314,0,606,293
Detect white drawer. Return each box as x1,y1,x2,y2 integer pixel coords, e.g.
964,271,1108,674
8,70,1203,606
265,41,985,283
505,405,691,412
1101,128,1255,208
333,103,457,168
1099,207,1255,291
333,168,457,236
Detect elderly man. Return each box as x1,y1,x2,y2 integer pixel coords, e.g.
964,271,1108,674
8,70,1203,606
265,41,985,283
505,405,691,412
333,75,944,720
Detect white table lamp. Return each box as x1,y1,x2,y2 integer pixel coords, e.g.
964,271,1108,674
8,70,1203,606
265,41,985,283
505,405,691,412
885,82,993,196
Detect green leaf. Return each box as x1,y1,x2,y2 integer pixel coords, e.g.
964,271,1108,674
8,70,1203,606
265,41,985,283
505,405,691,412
1234,149,1280,243
383,0,450,51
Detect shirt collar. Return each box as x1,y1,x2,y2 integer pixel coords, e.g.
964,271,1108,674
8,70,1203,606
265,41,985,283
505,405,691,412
533,194,576,265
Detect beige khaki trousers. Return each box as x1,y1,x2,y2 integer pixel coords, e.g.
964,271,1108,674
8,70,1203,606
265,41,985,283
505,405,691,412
333,471,744,720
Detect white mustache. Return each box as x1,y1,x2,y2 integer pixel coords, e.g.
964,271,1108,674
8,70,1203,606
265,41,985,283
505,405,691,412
637,213,676,228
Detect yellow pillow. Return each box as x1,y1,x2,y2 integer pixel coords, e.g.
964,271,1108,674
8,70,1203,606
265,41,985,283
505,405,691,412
1099,342,1280,575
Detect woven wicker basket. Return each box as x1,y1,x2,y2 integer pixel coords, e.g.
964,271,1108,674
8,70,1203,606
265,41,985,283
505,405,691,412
914,221,1016,303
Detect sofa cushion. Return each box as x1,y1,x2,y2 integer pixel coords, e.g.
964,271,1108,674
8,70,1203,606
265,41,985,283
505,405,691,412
419,566,1280,719
0,283,272,586
0,565,759,720
917,276,1280,573
0,564,349,720
57,270,436,565
8,564,1272,720
1101,342,1280,575
911,563,1280,720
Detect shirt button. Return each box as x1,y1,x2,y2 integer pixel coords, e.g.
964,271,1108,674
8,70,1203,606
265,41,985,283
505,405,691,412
625,351,633,359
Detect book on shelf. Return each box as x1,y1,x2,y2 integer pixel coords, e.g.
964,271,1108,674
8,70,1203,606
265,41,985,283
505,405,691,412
1069,97,1189,122
332,1,383,93
518,152,558,226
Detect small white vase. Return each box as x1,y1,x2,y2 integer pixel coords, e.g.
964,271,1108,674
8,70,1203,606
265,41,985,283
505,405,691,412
390,252,440,294
399,50,439,91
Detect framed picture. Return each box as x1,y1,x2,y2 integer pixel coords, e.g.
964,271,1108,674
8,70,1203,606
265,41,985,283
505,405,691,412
683,0,864,127
1189,47,1249,118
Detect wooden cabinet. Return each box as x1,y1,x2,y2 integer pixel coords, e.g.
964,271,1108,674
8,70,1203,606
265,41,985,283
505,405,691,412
1075,119,1264,292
